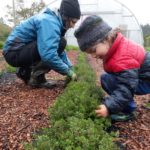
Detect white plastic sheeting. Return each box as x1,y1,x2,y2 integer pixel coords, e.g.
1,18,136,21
47,0,144,46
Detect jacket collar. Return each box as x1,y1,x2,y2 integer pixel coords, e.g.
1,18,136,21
43,7,66,36
104,32,124,62
53,9,63,26
43,8,65,30
52,8,67,36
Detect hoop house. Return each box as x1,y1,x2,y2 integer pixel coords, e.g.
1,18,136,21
47,0,143,46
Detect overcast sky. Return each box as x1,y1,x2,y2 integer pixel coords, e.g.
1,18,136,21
0,0,150,25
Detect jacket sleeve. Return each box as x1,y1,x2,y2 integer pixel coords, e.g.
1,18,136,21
37,17,70,75
59,51,73,68
103,69,139,114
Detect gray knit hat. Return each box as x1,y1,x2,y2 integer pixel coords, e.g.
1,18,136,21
74,15,112,51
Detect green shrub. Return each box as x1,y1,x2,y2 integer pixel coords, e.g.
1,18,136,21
49,82,104,123
145,47,150,51
26,117,117,150
49,54,104,123
145,102,150,109
0,22,11,42
25,53,117,150
0,41,4,49
6,64,16,73
66,45,79,51
74,62,96,83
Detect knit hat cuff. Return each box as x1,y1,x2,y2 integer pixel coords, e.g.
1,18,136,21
77,21,112,51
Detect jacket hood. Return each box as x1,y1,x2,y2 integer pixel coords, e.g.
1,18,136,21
42,8,65,29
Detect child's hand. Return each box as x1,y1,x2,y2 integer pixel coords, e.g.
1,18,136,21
95,104,109,117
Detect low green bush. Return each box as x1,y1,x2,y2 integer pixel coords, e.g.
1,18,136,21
0,23,11,42
25,53,118,150
0,64,16,76
49,82,104,123
26,117,117,150
145,102,150,109
145,47,150,51
0,41,4,49
6,64,16,73
65,45,79,51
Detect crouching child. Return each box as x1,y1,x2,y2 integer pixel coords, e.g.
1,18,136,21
75,15,150,121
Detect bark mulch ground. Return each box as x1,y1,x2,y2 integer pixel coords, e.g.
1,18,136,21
87,54,150,150
0,51,78,150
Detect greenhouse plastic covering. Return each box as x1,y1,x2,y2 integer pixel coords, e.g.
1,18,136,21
47,0,143,46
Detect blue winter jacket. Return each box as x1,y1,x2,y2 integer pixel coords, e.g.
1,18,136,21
3,8,72,75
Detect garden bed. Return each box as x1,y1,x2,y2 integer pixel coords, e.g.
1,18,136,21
25,53,117,150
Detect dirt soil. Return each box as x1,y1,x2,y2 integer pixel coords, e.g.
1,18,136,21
0,51,78,150
87,54,150,150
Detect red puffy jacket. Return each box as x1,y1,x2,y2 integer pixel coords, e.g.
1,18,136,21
104,33,145,73
101,33,148,114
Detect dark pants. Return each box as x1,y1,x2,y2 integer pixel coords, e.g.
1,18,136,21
4,41,41,67
3,38,66,83
100,73,150,113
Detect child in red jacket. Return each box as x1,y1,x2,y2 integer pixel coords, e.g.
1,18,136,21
75,15,150,121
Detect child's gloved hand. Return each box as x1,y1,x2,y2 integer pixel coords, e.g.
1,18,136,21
67,70,77,81
95,104,109,117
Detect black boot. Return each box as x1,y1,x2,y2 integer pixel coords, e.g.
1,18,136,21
28,62,56,89
16,67,31,84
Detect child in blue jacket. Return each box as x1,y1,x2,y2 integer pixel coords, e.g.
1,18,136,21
75,15,150,121
3,0,80,88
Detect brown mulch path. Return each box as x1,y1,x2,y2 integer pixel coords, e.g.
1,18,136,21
0,51,78,150
87,54,150,150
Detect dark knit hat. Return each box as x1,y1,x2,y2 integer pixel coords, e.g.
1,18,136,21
74,15,112,51
60,0,81,19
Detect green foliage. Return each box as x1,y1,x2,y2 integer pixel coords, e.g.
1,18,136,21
25,53,117,150
145,102,150,109
145,47,150,51
0,41,4,49
74,55,96,83
65,45,79,51
26,117,117,150
0,23,11,42
141,24,150,37
49,54,104,124
5,64,16,73
49,82,104,123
